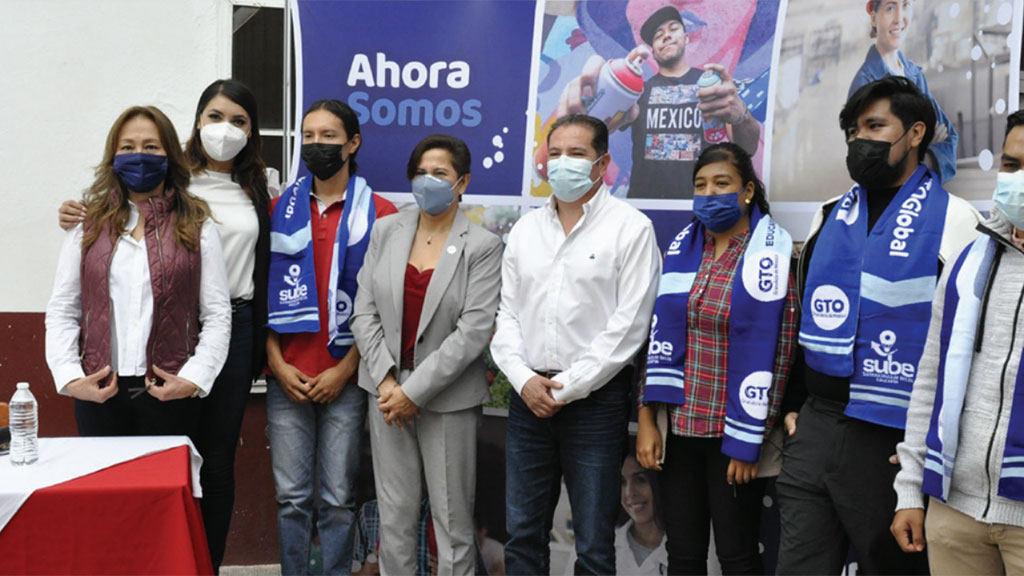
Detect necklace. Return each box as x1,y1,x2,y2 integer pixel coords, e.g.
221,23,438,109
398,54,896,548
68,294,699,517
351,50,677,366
421,225,449,245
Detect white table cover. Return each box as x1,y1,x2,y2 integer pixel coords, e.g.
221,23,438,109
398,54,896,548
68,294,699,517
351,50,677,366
0,436,203,532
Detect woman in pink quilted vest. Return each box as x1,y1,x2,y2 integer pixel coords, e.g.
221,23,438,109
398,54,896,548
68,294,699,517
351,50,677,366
44,105,231,440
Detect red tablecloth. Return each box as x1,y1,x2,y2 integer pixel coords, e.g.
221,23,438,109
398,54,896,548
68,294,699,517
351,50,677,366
0,445,212,575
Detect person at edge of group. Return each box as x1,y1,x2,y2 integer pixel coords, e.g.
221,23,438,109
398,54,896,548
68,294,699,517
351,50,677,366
557,5,762,200
490,113,662,575
848,0,958,184
58,80,280,572
350,133,503,575
265,99,397,576
890,110,1024,575
636,141,798,574
352,498,439,576
774,75,980,575
564,450,669,575
44,105,231,443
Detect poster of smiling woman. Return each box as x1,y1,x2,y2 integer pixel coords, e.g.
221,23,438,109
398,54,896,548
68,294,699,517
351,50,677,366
772,0,1022,204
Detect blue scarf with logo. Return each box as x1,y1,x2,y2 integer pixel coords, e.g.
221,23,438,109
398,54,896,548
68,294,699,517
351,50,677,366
644,206,792,462
799,166,947,429
268,174,376,358
923,234,1024,502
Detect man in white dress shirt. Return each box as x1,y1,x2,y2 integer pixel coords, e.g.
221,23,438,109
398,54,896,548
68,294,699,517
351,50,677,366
491,114,662,575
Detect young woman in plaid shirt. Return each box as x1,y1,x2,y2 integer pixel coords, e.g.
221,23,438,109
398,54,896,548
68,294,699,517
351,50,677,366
636,143,799,574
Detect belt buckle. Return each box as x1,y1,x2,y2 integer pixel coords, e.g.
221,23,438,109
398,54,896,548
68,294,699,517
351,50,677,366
128,383,150,399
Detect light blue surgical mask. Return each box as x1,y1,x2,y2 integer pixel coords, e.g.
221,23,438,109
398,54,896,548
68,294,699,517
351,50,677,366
994,170,1024,229
547,155,601,202
412,174,461,216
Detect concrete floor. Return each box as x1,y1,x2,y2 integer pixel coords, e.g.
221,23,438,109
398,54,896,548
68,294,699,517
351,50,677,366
221,565,282,576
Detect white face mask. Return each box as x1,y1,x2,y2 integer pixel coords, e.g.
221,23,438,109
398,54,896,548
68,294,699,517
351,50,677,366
547,155,600,203
995,170,1024,229
200,122,249,162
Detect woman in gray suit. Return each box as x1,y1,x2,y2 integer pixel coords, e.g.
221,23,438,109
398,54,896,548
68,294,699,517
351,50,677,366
350,134,503,576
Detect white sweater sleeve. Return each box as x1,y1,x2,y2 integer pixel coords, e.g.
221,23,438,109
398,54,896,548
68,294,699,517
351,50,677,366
176,220,232,396
45,225,86,394
894,262,952,510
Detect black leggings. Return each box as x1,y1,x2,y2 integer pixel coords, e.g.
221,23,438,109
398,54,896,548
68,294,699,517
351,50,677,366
659,435,765,575
195,304,254,573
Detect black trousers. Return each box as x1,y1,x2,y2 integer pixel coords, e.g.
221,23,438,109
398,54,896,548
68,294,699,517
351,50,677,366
660,435,765,575
74,376,200,439
775,396,929,575
196,304,254,573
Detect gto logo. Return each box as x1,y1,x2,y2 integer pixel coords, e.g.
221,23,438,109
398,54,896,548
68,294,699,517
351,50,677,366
758,256,775,292
809,285,849,331
814,299,845,313
739,372,772,420
742,249,786,303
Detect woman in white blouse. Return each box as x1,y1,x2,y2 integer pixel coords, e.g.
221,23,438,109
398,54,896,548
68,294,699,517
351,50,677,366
45,105,231,438
57,80,277,572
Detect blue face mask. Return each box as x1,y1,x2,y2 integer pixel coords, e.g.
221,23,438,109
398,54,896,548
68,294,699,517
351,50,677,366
113,153,168,193
412,174,461,216
693,192,743,233
547,155,600,203
994,170,1024,230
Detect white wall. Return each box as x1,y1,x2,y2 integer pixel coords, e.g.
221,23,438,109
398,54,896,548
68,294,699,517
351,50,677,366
0,0,231,312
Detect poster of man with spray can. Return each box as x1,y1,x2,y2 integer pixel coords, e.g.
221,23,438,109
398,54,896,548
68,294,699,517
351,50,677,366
530,0,780,201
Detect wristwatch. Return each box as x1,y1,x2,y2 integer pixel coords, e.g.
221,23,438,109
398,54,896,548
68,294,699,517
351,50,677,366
190,384,201,399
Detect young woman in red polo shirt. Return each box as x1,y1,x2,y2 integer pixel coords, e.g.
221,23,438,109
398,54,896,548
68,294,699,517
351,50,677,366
264,99,397,575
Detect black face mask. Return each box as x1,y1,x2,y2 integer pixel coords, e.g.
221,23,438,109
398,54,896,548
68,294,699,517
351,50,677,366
845,129,910,189
301,143,347,181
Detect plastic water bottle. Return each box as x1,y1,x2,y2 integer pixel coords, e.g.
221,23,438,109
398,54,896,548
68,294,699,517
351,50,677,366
10,382,38,466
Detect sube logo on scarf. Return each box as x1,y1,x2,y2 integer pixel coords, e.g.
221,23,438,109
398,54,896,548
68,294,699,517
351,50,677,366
810,285,849,330
280,264,309,305
647,315,674,359
863,329,915,381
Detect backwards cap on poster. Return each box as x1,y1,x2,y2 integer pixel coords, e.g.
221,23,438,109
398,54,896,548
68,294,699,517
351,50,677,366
291,0,536,198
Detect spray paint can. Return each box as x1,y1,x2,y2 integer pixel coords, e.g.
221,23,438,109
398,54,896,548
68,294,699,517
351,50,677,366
586,57,645,125
696,69,729,144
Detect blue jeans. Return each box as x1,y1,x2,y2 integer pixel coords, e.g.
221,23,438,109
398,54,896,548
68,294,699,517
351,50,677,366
267,377,366,576
504,371,631,576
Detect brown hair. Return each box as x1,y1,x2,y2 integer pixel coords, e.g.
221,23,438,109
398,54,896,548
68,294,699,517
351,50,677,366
405,133,472,180
183,79,270,215
83,106,209,251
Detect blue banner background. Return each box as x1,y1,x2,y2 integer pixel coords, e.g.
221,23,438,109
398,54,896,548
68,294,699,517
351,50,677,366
296,0,536,196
